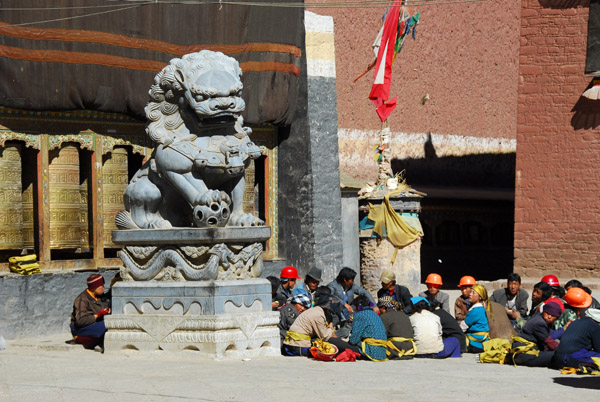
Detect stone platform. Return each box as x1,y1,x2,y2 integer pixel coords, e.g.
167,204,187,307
104,279,280,359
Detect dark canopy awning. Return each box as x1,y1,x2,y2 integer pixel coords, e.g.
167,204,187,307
0,1,303,125
587,0,600,75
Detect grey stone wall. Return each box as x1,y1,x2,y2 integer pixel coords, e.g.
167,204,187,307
0,270,118,339
270,23,344,284
341,193,360,284
307,75,343,283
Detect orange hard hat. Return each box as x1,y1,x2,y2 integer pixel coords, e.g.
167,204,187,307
425,273,443,286
564,287,592,309
280,266,301,280
458,276,476,287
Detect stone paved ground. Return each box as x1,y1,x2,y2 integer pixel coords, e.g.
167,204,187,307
1,335,599,401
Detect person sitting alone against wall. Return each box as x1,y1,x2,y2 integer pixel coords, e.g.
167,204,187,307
70,274,111,351
490,273,529,322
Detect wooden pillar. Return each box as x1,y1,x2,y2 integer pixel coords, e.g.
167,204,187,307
37,134,50,262
92,134,104,260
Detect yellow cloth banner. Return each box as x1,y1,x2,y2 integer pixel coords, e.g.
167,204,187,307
367,190,423,248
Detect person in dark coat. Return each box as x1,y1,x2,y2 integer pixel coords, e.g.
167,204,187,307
292,267,322,307
529,281,553,317
377,296,415,359
490,273,529,321
510,301,562,367
70,274,111,349
278,293,311,342
376,270,413,310
430,300,467,353
551,308,600,369
327,267,377,338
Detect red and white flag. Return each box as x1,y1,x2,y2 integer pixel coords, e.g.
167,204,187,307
369,2,402,122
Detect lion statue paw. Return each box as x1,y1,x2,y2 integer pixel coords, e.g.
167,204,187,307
229,213,265,227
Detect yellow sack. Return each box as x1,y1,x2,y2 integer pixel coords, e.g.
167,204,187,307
8,254,41,275
479,338,511,364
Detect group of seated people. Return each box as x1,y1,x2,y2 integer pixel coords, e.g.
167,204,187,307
272,267,600,370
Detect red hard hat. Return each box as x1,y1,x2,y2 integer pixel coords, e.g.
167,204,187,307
458,276,476,287
545,297,565,312
541,275,560,287
280,266,301,279
425,273,443,286
564,287,592,309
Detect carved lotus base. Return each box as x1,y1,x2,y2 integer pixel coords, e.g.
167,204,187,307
104,280,280,359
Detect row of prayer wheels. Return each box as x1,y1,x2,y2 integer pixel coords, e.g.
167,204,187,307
0,143,129,250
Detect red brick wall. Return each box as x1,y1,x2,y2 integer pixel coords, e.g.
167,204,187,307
308,0,520,138
515,0,600,280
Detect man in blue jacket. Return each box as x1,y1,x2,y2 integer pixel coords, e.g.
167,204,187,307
327,267,378,337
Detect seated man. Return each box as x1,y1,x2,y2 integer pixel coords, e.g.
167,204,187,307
70,274,111,350
278,293,311,343
275,266,301,307
327,267,378,337
490,273,529,322
376,270,412,310
454,275,475,324
292,267,322,307
419,273,450,313
509,301,562,367
551,307,600,369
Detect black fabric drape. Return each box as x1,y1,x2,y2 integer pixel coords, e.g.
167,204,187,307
587,0,600,75
0,0,303,124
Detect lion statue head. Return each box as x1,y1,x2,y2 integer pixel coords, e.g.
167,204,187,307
144,51,246,146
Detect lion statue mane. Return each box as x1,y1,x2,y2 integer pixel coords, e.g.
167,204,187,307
116,50,264,230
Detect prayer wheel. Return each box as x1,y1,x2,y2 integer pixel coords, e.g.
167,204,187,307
49,145,82,249
22,181,34,249
80,176,90,249
0,144,24,249
21,148,36,249
102,147,129,248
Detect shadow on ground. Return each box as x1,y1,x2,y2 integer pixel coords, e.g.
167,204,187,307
553,376,600,390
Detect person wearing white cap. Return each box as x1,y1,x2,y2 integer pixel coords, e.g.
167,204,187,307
376,269,413,311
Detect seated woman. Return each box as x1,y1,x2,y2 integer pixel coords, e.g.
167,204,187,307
410,297,461,358
510,301,562,367
460,284,490,353
70,274,111,350
377,296,415,359
329,295,387,361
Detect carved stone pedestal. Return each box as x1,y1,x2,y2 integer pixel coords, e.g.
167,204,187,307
104,279,280,359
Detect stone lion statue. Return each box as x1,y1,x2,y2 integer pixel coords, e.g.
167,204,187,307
116,51,264,229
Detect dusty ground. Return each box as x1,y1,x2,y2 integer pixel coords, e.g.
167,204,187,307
1,335,598,402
